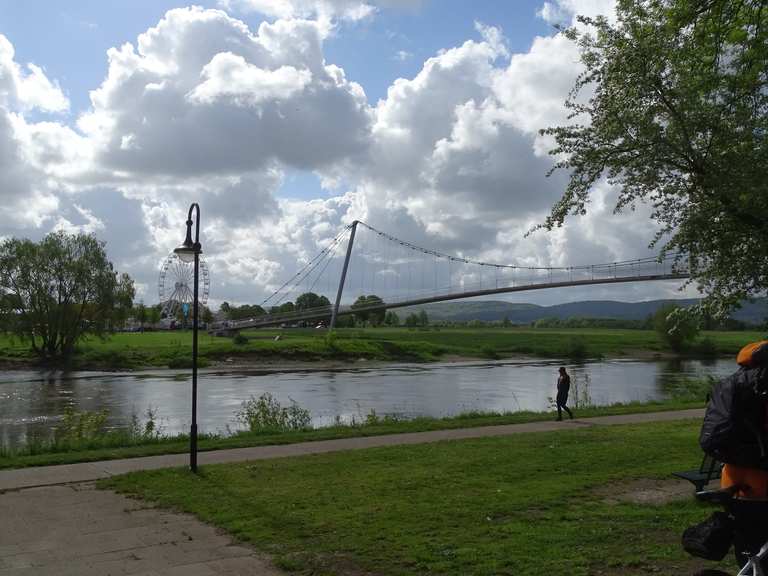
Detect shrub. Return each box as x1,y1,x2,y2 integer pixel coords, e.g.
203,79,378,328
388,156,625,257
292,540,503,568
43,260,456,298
365,409,380,425
324,330,338,349
235,393,312,433
571,373,594,409
566,337,588,359
129,406,164,441
653,305,700,352
480,345,500,359
693,337,718,357
233,333,249,346
54,408,109,444
668,376,716,402
167,355,209,369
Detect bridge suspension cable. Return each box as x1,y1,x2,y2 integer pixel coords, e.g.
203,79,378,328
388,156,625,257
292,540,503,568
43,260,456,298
355,220,677,272
215,220,689,333
260,225,351,308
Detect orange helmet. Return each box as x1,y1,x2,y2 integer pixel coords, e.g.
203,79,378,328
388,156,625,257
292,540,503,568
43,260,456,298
737,340,768,368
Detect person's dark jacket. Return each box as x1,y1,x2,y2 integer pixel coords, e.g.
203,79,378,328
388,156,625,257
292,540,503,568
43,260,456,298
700,367,768,469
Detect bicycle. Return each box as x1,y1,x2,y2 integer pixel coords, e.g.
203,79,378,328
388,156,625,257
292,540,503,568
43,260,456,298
690,486,768,576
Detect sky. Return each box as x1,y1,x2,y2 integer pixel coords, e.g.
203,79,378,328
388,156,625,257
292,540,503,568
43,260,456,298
0,0,696,308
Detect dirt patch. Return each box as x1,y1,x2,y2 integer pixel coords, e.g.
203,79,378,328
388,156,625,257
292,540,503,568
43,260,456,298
593,477,712,505
590,557,728,575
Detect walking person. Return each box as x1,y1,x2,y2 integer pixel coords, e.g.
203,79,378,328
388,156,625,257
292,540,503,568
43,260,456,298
556,366,573,421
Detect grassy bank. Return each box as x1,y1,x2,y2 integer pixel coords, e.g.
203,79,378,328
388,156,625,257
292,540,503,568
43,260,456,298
103,419,728,575
1,327,763,369
0,398,706,470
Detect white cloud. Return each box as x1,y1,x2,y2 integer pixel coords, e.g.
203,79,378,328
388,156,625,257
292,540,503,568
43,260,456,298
0,111,60,229
79,7,372,177
0,35,69,113
53,204,106,234
537,2,571,25
187,52,312,106
536,0,617,26
10,115,95,182
0,2,694,306
0,39,68,229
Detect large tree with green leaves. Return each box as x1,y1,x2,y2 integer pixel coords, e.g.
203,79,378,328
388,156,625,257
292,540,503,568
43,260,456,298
541,0,768,316
0,231,135,358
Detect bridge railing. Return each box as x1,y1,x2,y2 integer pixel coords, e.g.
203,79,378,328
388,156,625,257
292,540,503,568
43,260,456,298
212,253,688,332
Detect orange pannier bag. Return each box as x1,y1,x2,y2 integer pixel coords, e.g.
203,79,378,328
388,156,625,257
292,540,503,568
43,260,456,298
737,341,768,368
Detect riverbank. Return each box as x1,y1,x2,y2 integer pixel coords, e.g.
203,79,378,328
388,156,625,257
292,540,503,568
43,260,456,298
101,417,725,575
0,327,761,370
0,397,707,470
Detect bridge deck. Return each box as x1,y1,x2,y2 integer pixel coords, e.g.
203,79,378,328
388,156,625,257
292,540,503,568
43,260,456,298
212,272,689,332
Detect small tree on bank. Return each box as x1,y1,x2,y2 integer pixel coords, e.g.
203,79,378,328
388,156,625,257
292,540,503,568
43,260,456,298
147,304,162,327
405,309,429,327
653,305,699,352
134,302,148,330
0,232,134,358
384,310,400,326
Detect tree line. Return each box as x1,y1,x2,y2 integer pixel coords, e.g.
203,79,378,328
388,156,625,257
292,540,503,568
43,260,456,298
0,225,429,363
218,292,430,328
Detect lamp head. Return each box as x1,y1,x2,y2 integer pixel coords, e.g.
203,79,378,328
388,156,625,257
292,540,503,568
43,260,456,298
174,218,199,263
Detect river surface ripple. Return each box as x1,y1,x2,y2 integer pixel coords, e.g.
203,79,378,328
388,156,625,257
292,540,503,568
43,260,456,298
0,357,735,448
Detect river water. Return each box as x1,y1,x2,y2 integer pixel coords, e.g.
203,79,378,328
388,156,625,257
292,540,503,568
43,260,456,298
0,358,736,449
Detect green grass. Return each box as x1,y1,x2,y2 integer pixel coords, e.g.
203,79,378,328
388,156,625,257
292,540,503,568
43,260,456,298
102,419,732,575
1,327,763,369
0,398,707,470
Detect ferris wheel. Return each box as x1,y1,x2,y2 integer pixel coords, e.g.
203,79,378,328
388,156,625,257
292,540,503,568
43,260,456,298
158,252,210,318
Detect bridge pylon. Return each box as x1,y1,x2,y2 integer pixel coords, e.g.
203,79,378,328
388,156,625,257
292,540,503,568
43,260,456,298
330,220,358,330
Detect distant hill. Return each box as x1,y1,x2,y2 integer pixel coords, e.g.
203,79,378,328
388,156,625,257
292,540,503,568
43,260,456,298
397,298,768,325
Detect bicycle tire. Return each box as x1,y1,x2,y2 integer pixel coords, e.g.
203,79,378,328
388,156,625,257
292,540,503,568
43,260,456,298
692,570,732,576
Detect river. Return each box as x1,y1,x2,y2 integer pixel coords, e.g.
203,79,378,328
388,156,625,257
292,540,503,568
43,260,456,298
0,358,736,449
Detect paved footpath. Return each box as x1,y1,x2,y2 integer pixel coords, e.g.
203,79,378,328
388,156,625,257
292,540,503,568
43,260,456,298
0,409,704,576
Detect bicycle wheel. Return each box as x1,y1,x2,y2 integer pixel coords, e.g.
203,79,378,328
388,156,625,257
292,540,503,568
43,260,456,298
693,570,732,576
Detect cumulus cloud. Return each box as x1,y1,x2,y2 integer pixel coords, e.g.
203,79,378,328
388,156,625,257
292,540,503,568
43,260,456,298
78,7,371,178
0,112,60,229
0,35,69,113
187,53,312,105
0,37,69,230
53,204,106,234
0,1,694,306
328,3,675,301
324,23,571,260
537,0,617,26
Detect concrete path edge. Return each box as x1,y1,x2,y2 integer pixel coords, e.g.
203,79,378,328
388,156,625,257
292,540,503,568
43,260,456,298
0,408,705,492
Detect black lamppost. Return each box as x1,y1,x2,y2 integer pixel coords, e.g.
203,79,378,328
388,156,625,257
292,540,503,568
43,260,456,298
174,203,201,473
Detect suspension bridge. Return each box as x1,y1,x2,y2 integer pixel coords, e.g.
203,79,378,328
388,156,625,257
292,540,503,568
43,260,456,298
211,220,689,333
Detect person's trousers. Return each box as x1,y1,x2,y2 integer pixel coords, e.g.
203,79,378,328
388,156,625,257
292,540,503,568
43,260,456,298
556,393,572,419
